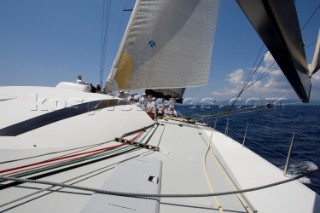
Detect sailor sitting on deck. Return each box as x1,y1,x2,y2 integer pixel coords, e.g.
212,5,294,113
76,75,86,84
133,95,143,109
157,99,165,117
118,90,128,99
128,93,137,104
165,105,178,117
96,84,101,93
164,104,170,115
169,97,176,108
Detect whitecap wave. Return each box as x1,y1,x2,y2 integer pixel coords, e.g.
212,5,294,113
297,177,312,184
288,161,318,174
285,161,318,185
303,161,319,171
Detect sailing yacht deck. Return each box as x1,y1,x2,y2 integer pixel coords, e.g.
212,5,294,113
0,119,249,213
0,120,248,213
0,118,319,213
1,0,320,211
146,120,249,212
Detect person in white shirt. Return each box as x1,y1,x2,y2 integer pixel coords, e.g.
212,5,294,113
169,97,176,108
133,95,143,109
128,93,135,104
165,105,178,117
170,106,178,117
164,104,170,115
146,95,156,120
157,99,165,117
76,75,85,84
140,93,147,109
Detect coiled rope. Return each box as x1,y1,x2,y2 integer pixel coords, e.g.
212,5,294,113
0,168,318,198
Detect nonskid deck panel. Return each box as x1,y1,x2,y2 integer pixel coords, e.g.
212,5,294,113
0,119,319,212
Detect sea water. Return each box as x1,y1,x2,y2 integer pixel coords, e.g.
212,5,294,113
176,104,320,194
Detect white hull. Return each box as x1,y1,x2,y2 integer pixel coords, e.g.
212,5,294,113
0,86,319,213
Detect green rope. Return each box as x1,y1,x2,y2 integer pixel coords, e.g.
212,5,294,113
6,128,157,179
13,146,134,178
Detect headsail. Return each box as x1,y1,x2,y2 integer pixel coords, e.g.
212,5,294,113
106,0,220,92
310,30,320,75
237,0,311,103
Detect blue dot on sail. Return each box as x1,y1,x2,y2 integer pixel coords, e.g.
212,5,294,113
148,40,156,48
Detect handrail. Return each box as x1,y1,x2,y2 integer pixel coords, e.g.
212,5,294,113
242,123,249,146
215,118,319,176
284,132,296,175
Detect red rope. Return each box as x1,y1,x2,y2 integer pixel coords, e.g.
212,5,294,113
0,131,143,174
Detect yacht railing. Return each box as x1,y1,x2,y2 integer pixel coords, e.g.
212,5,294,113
213,118,319,177
283,132,295,176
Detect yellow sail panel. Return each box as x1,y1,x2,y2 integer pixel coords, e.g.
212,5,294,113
114,52,133,89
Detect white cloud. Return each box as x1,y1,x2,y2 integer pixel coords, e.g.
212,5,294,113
211,50,320,101
311,72,320,98
226,69,244,85
313,71,320,81
212,51,297,99
263,51,276,67
211,88,240,97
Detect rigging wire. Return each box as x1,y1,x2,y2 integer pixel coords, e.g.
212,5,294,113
193,104,271,121
228,0,320,110
114,0,131,58
225,45,266,110
306,40,317,49
99,0,112,86
242,44,266,88
300,0,320,32
1,168,318,198
237,29,318,95
242,61,277,92
114,7,125,56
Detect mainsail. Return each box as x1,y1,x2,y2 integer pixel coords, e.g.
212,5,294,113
105,0,220,92
237,0,311,103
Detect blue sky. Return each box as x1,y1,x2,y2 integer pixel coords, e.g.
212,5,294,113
0,0,319,102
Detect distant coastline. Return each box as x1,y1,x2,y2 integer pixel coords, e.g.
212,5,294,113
179,98,320,106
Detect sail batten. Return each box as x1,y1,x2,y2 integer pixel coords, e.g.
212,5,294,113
106,0,220,91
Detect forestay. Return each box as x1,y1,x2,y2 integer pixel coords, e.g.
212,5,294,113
106,0,220,91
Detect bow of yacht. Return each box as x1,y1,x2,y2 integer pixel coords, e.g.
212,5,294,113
0,86,319,213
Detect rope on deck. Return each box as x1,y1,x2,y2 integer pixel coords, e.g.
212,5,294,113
1,168,319,198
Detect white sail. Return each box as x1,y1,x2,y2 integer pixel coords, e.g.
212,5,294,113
310,30,320,75
106,0,220,91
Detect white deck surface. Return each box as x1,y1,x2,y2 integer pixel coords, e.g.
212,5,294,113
205,130,320,213
0,117,319,212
